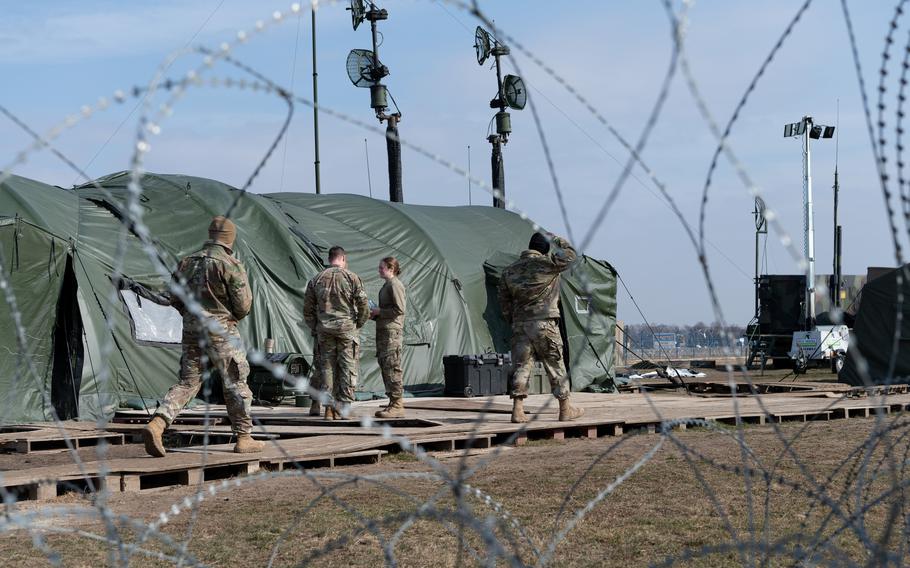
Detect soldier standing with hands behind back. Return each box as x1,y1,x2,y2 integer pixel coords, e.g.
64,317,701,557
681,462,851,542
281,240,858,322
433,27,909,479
498,232,584,424
304,246,370,419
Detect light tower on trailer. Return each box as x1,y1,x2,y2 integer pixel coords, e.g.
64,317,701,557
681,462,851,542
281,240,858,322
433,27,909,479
782,115,835,329
782,115,849,374
474,26,526,209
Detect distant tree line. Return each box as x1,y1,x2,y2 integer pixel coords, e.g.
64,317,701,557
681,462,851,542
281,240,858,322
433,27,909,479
620,322,746,349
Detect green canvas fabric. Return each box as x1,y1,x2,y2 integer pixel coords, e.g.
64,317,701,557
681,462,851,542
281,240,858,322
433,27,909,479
0,172,618,421
840,265,910,386
0,219,68,421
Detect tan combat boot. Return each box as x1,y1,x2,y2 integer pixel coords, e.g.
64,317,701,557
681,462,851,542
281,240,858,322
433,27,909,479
234,434,265,454
375,397,405,419
308,399,322,417
325,406,338,420
143,415,167,458
511,397,529,423
558,397,585,422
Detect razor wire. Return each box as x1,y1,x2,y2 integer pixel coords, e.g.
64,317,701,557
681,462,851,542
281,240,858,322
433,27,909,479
0,0,909,566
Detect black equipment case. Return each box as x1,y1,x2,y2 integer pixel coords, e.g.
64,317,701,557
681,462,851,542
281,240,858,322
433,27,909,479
443,353,513,397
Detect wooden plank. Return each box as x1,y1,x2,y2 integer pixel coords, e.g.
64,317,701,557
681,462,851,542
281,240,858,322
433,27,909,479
0,429,125,454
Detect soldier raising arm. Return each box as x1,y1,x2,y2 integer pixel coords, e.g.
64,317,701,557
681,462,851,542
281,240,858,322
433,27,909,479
499,232,583,424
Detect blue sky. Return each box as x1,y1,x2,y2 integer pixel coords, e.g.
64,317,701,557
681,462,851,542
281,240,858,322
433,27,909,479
0,1,901,325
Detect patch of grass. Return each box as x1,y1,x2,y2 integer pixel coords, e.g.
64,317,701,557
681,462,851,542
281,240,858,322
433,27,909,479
0,417,905,566
385,451,419,463
523,438,564,447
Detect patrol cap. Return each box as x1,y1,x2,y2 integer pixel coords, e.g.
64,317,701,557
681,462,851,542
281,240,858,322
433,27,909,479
208,216,237,248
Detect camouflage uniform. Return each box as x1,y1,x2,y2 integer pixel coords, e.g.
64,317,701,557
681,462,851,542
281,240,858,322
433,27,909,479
155,241,255,434
303,266,370,405
498,235,577,400
375,276,406,399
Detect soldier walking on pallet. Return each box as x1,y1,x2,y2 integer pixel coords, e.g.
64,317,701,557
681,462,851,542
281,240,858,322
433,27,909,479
498,232,584,424
371,256,407,418
142,216,264,457
303,246,370,419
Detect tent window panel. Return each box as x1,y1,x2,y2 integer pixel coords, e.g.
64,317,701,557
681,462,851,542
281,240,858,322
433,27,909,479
119,290,182,346
574,295,590,314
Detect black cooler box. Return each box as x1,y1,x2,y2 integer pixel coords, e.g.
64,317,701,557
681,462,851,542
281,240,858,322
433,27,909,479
443,353,513,397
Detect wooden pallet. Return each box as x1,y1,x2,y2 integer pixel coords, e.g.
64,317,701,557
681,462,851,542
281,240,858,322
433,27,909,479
9,391,910,502
0,428,125,454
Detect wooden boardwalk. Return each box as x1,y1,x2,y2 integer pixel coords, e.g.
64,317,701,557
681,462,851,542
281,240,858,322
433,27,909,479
3,387,909,501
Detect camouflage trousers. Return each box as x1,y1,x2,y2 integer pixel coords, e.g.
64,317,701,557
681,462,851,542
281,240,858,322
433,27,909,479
510,319,570,400
376,328,403,399
309,336,325,398
155,337,254,434
317,332,360,404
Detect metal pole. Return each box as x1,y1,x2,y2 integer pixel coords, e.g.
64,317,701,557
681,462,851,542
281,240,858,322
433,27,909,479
311,8,321,194
754,228,760,319
467,145,472,205
491,136,505,209
364,138,373,198
370,16,380,69
386,115,403,202
803,115,816,329
833,167,840,308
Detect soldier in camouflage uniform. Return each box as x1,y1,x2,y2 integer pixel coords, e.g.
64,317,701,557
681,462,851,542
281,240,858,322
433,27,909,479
303,246,370,419
371,256,407,418
498,232,584,423
142,216,264,456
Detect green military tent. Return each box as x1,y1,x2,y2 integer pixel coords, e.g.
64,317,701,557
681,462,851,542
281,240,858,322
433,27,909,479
0,172,618,423
839,265,910,386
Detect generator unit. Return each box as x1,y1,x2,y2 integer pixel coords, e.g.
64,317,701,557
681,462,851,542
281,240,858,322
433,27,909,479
247,353,310,404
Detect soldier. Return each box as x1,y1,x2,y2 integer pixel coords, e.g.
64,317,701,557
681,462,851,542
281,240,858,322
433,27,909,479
371,256,407,418
142,216,264,456
303,246,370,419
498,232,584,423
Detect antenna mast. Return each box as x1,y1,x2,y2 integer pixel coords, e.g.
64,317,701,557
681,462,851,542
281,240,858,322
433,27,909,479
833,101,842,311
347,0,403,202
474,25,526,209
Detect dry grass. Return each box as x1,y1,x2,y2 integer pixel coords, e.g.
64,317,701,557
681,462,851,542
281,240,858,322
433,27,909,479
2,415,907,567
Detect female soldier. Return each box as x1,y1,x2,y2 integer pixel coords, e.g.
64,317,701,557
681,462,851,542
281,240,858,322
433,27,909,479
372,256,406,418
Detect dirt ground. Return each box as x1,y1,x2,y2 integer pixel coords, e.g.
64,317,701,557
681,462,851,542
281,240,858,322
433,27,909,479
2,410,907,567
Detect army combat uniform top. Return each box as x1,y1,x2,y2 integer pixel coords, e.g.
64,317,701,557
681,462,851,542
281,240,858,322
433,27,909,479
375,276,406,400
303,266,370,405
498,235,577,400
155,242,256,434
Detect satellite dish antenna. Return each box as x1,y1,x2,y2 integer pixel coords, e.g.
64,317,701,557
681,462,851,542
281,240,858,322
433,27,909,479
349,0,366,30
503,75,526,110
346,49,385,88
754,196,767,231
475,26,491,65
